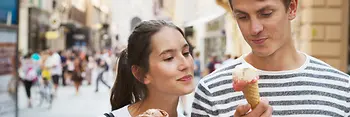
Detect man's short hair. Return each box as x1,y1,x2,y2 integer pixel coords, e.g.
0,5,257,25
229,0,292,11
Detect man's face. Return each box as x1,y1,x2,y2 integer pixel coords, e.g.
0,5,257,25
231,0,297,57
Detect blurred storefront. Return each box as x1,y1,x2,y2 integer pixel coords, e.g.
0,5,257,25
0,0,19,117
28,7,50,52
19,0,66,54
182,0,228,68
203,15,226,64
85,0,112,52
64,6,89,51
19,0,112,54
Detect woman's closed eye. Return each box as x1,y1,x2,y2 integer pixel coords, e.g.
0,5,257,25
164,56,174,61
163,52,189,62
183,52,190,57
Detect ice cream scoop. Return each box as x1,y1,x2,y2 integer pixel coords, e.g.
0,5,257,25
232,67,260,109
137,109,169,117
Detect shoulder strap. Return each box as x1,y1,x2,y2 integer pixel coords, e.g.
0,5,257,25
103,112,114,117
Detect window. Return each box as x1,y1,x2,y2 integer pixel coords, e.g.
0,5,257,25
159,0,163,8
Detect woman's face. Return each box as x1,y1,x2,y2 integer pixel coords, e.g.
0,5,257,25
144,27,195,96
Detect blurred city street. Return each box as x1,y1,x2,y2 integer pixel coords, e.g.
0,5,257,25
18,83,111,117
17,69,113,117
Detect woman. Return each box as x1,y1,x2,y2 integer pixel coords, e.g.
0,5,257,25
85,55,95,85
20,53,39,108
65,55,75,84
71,54,83,95
40,51,52,88
106,20,195,117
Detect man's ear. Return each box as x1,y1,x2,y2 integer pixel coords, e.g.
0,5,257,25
131,65,151,84
288,0,298,20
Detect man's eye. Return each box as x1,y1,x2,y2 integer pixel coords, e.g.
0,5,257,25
236,14,247,20
238,16,247,19
261,11,272,17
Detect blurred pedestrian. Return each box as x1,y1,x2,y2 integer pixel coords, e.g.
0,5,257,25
206,55,221,74
193,52,201,81
20,53,39,108
71,55,83,95
45,50,62,94
95,56,111,92
85,56,95,85
58,50,67,86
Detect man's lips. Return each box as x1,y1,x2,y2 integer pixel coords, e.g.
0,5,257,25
177,75,193,81
252,38,267,45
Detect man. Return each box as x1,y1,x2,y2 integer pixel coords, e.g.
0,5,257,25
194,52,201,79
206,55,221,74
95,49,111,92
58,50,67,86
191,0,350,117
45,49,62,94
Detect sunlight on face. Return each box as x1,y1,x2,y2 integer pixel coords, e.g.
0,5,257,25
145,27,195,96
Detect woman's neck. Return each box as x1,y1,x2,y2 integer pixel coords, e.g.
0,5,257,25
129,93,179,117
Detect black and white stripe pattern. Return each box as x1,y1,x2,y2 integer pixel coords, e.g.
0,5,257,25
191,55,350,117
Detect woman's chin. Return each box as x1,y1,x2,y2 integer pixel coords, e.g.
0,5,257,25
181,85,195,95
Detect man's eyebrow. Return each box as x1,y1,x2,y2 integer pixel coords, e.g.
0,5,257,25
233,5,273,15
232,9,247,15
257,6,273,13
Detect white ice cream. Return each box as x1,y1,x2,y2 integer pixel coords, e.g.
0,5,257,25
233,67,259,82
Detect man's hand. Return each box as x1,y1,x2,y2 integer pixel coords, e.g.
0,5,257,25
234,98,273,117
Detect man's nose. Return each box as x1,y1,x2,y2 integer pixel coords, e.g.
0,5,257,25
250,18,263,36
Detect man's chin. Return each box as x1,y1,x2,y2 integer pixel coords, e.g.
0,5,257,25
251,50,273,57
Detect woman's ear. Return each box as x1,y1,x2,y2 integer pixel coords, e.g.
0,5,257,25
131,65,151,84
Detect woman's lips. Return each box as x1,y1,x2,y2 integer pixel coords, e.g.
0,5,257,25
177,75,193,81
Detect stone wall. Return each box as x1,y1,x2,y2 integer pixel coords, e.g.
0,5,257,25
298,0,349,72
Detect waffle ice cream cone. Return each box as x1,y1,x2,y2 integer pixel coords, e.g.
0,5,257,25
242,82,260,109
232,67,260,109
137,109,169,117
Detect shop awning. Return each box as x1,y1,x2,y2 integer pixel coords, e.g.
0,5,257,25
184,7,226,27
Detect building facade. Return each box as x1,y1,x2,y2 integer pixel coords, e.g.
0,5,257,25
109,0,155,48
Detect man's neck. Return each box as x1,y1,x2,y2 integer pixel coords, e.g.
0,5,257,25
245,44,306,71
129,91,179,117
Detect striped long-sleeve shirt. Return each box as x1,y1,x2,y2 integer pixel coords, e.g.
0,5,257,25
191,54,350,117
